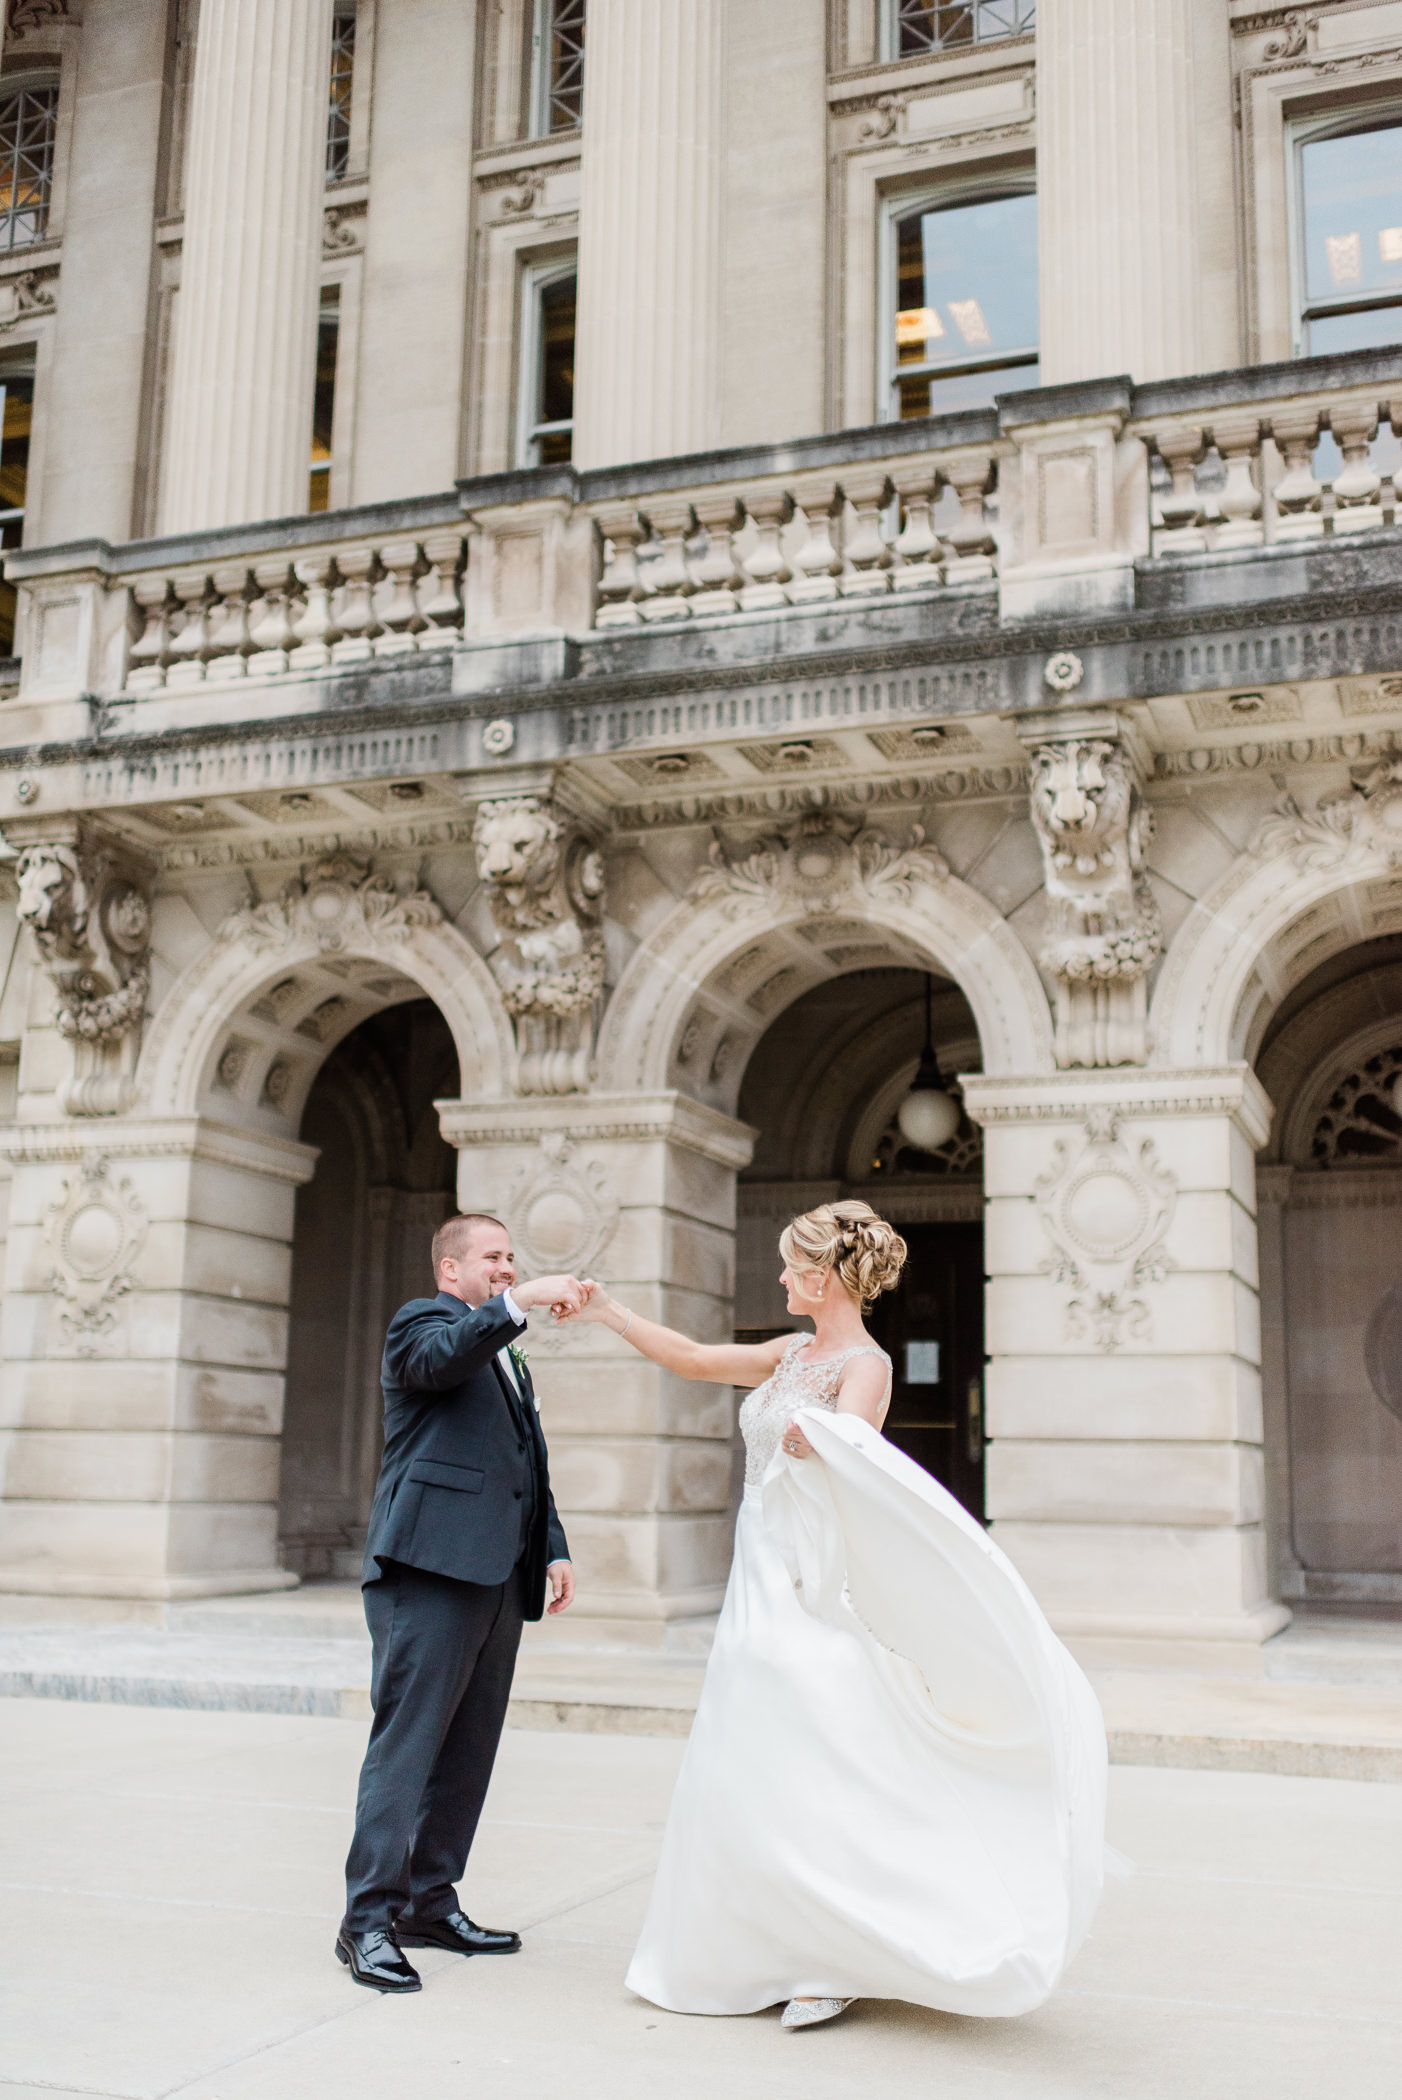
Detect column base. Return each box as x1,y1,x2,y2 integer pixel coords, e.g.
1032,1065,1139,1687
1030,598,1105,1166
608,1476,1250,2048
0,1565,300,1603
1056,1601,1292,1676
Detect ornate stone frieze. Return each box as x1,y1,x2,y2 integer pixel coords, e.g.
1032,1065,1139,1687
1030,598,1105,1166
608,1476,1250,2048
1251,760,1402,872
43,1151,146,1355
691,812,948,920
217,852,442,954
502,1132,620,1275
14,827,153,1116
1028,734,1161,1069
472,796,605,1095
616,765,1025,833
1035,1108,1178,1353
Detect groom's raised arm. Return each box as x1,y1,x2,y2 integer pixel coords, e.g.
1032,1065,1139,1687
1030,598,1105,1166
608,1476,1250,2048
386,1296,522,1394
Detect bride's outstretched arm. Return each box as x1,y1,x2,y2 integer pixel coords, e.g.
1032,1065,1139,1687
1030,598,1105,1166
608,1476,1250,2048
558,1284,791,1390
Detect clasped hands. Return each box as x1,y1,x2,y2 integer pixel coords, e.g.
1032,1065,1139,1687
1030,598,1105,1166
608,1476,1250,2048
509,1273,597,1318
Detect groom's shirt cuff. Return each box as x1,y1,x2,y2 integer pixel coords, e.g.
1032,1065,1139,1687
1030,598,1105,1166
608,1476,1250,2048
501,1286,526,1327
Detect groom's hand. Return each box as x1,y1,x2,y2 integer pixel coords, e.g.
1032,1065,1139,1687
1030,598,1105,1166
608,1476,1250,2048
513,1274,587,1314
546,1561,575,1614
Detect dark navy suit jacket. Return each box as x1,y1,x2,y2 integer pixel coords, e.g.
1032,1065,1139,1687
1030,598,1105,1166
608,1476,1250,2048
361,1290,569,1617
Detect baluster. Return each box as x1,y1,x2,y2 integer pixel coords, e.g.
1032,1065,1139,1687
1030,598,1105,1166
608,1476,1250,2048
689,494,744,616
890,464,944,590
288,554,341,670
125,578,173,693
1210,413,1264,550
1152,426,1208,552
594,504,646,628
941,450,997,583
787,476,843,603
637,498,697,623
165,569,215,687
1269,409,1324,542
204,565,253,681
738,490,793,611
417,530,466,640
1327,403,1384,534
330,546,382,664
838,468,893,597
375,539,427,654
246,561,298,678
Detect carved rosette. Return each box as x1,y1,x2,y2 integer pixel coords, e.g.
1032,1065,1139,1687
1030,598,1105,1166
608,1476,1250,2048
43,1151,147,1356
690,812,949,919
473,797,606,1095
1035,1108,1178,1352
217,853,443,955
14,829,154,1117
1028,737,1162,1069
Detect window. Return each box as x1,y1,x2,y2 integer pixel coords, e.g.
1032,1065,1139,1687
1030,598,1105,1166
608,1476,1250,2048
1294,116,1402,356
0,371,33,653
886,189,1038,417
519,264,575,465
531,0,586,138
884,0,1034,59
309,287,340,512
326,8,356,181
0,80,58,251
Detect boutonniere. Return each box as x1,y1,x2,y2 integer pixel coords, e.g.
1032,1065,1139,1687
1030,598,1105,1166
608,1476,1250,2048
508,1342,530,1379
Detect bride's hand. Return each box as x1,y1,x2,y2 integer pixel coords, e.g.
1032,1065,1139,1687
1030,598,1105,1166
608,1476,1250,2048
782,1419,815,1461
551,1280,612,1325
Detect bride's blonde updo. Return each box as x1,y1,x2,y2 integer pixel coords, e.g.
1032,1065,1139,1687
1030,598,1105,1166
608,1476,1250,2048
778,1200,907,1308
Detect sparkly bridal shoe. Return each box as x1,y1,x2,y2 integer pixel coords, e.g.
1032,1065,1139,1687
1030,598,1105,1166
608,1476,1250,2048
781,1997,855,2030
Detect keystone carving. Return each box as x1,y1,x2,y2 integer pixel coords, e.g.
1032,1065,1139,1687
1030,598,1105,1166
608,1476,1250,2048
1252,762,1402,872
473,797,606,1095
691,813,948,919
14,828,153,1116
1028,738,1161,1069
218,852,443,955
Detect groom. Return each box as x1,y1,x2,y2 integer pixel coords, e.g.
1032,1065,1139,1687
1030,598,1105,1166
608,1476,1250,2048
337,1213,585,1993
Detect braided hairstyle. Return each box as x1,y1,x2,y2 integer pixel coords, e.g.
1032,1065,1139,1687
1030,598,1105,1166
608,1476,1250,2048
778,1199,907,1309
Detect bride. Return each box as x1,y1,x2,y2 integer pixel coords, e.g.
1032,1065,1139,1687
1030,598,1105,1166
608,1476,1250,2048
559,1199,1108,2030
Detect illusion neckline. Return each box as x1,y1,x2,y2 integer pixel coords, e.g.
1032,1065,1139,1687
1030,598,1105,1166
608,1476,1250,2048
788,1335,887,1368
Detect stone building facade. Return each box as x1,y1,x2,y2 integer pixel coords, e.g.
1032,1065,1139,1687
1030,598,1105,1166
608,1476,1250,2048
0,0,1400,1662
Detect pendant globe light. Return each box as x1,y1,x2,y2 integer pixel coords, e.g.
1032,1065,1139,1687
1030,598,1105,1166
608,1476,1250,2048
896,974,961,1153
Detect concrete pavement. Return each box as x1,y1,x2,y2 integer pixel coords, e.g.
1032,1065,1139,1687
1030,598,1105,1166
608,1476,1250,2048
0,1697,1399,2100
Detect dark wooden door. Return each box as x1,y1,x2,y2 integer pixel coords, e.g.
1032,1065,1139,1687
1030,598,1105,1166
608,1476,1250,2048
866,1221,986,1520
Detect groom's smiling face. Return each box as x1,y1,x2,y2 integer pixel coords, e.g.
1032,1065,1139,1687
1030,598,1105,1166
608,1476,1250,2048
441,1222,518,1307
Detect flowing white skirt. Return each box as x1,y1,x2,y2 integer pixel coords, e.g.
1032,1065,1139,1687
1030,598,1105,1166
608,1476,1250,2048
625,1407,1109,2018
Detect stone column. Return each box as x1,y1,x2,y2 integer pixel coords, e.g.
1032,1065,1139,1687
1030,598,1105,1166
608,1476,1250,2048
964,1067,1287,1669
0,1119,316,1610
1036,0,1236,384
573,0,724,470
350,0,478,501
439,1093,754,1641
159,0,334,533
32,0,169,543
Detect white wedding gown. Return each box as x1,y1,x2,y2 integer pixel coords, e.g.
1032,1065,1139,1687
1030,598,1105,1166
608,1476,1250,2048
625,1334,1109,2019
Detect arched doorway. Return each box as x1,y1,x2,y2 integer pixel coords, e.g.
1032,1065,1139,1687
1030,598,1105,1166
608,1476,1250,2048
735,964,987,1518
278,998,460,1576
1255,935,1402,1612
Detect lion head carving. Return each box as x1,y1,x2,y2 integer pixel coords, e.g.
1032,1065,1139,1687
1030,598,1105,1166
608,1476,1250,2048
473,797,562,898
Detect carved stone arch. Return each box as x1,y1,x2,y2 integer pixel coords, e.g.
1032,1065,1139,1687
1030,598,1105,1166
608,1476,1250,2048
138,887,514,1122
596,851,1053,1102
1154,769,1402,1069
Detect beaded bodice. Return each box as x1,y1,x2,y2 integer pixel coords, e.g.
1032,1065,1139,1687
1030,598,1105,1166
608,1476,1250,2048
738,1333,892,1485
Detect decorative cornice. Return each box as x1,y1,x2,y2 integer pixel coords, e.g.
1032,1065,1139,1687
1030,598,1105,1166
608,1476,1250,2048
436,1090,758,1169
149,816,477,874
962,1065,1273,1147
0,1114,319,1180
611,765,1027,834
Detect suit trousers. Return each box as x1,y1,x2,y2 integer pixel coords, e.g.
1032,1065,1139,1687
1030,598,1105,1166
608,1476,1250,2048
343,1557,529,1931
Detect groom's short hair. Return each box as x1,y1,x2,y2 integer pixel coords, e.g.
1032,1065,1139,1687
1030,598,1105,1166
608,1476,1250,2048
432,1212,508,1274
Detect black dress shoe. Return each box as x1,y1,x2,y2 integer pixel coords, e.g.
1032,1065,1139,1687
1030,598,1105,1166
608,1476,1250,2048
394,1908,521,1956
335,1927,422,1992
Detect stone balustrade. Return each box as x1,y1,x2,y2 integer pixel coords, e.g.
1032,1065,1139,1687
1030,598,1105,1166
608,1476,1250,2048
122,526,469,694
5,348,1400,732
589,443,1000,628
1137,367,1402,557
